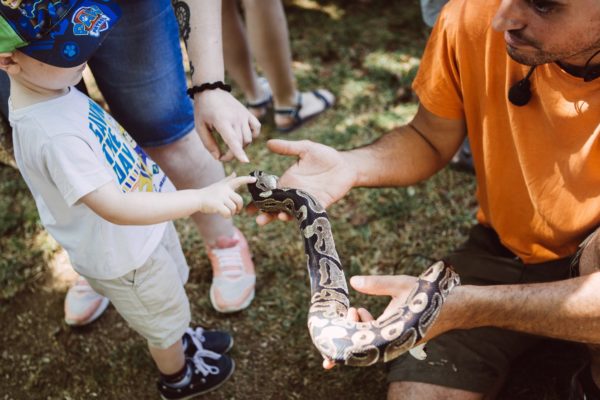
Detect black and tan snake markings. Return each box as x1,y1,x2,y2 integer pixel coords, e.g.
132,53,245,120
248,171,461,367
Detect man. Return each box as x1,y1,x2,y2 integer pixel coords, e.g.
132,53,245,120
257,0,600,398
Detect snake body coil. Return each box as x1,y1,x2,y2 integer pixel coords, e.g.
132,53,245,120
248,171,460,366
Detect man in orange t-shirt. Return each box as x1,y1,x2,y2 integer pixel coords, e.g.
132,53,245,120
258,0,600,398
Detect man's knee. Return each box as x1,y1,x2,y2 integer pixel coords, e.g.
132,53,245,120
387,381,484,400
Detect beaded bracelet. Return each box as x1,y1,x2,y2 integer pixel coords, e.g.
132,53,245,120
186,81,232,99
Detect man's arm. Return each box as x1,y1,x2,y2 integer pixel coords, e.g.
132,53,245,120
351,272,600,345
259,104,466,217
445,275,600,344
346,104,466,188
173,0,260,163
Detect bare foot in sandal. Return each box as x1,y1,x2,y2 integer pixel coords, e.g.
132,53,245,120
274,89,335,133
245,77,272,121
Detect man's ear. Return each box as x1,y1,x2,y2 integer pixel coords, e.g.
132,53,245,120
0,52,20,75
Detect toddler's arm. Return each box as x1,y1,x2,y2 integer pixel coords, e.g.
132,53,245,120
79,174,255,225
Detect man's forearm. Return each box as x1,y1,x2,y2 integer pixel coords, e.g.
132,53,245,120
343,105,466,189
436,272,600,344
345,125,448,189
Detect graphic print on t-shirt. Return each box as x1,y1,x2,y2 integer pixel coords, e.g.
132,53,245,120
86,100,168,193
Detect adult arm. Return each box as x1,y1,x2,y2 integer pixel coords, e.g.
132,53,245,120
173,0,260,162
255,104,466,224
79,174,255,225
351,272,600,345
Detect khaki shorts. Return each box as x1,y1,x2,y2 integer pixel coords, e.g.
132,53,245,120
85,222,191,349
387,224,575,393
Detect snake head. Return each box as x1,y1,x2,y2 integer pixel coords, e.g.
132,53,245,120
250,170,279,192
248,170,280,203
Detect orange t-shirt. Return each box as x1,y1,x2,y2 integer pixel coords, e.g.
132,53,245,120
412,0,600,263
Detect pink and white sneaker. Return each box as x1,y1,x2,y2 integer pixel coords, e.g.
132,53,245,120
64,277,110,326
207,228,256,313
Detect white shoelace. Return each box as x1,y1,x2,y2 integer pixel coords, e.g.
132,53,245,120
212,246,244,278
187,326,207,345
186,327,220,376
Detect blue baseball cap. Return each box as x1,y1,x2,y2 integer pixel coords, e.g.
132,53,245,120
0,0,121,67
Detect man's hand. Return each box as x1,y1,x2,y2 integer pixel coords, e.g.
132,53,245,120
194,90,261,163
254,139,357,225
321,306,374,370
350,275,418,317
322,275,420,370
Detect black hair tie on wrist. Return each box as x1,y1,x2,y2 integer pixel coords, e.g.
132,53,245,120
187,81,232,99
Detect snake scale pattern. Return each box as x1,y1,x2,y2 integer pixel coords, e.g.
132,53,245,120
248,171,460,366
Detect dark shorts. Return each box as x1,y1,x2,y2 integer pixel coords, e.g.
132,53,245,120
387,224,575,393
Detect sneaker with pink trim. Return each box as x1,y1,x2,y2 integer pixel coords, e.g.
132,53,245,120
64,276,110,326
207,228,255,313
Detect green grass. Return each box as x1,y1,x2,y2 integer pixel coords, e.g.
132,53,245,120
0,1,582,399
0,167,57,300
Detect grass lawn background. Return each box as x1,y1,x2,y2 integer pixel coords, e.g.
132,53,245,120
0,0,584,398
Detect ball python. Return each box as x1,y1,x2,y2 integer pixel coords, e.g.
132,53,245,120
248,171,460,366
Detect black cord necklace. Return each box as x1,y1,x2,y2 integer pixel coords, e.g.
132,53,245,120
557,48,600,81
582,49,600,82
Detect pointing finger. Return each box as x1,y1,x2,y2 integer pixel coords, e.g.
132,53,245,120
214,122,249,163
228,175,257,190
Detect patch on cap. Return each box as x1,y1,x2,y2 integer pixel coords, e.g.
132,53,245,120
71,5,110,37
0,0,121,67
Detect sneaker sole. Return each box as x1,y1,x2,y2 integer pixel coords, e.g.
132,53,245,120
65,297,110,327
224,336,234,353
159,359,236,400
209,287,255,314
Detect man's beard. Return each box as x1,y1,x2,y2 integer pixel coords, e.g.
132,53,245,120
506,30,600,67
506,45,553,66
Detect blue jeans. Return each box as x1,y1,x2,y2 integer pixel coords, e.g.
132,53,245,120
1,0,194,148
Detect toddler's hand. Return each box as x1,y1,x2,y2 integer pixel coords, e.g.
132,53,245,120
198,173,256,218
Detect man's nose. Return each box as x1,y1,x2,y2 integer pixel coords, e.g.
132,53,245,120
492,0,527,32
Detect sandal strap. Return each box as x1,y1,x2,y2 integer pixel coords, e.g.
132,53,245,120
274,92,302,117
274,89,333,133
246,77,273,110
276,90,330,115
246,95,272,110
312,89,331,108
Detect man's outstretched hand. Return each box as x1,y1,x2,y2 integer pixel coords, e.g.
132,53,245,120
322,275,419,370
253,139,357,225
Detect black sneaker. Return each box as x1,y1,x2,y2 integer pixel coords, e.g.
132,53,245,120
183,327,233,356
158,350,235,400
